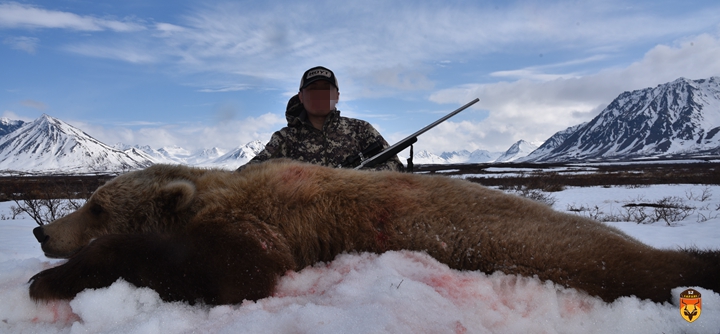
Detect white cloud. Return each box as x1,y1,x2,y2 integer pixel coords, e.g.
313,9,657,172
3,36,39,54
4,1,720,156
5,24,720,156
76,113,285,152
19,99,47,111
0,2,144,32
63,44,157,64
490,69,577,82
198,84,252,93
426,32,720,152
155,22,185,34
490,55,609,81
39,1,720,96
1,110,34,122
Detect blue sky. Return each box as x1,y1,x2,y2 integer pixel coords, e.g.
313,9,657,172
2,0,720,154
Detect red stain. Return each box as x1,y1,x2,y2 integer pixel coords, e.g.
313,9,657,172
454,321,467,334
560,297,595,316
426,274,480,303
374,230,389,250
277,165,323,201
280,166,309,184
373,211,392,250
31,301,79,324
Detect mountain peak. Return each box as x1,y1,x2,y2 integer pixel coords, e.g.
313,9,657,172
527,76,720,162
0,114,152,173
495,140,538,162
35,113,59,125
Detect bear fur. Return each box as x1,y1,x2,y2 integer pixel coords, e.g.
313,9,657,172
30,159,720,305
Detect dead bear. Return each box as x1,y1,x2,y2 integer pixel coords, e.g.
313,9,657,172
29,159,720,305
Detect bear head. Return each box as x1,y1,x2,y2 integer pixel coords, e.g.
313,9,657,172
33,165,204,258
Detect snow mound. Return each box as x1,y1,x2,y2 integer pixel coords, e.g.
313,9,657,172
2,251,718,333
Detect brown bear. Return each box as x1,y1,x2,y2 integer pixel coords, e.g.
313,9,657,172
29,159,719,305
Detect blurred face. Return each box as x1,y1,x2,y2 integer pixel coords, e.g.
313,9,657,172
299,80,339,117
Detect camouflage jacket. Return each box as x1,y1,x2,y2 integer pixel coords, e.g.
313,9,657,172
241,97,403,171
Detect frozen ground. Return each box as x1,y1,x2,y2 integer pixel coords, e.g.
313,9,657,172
1,184,719,333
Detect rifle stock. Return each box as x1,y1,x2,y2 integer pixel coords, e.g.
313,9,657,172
355,98,479,170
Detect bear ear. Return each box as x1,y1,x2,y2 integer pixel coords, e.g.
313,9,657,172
160,180,196,212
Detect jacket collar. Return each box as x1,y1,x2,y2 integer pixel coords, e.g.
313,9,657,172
284,94,340,131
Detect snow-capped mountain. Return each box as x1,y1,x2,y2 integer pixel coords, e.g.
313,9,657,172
113,144,230,166
520,123,586,162
411,150,446,164
0,114,265,173
440,150,502,163
193,147,226,165
0,114,153,173
495,140,538,162
113,144,178,165
211,140,266,169
156,146,226,165
528,77,720,162
158,146,227,165
410,148,507,164
0,118,25,137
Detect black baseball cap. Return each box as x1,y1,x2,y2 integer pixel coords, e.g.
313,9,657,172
299,66,339,91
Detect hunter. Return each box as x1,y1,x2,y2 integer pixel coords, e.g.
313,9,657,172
238,66,403,171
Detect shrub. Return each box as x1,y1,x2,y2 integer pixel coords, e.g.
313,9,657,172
8,178,93,226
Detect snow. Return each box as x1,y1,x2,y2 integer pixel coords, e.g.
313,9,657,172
412,149,506,165
552,184,720,250
495,140,538,162
698,77,720,130
434,169,460,173
1,184,720,333
0,115,151,173
411,150,447,164
439,150,503,164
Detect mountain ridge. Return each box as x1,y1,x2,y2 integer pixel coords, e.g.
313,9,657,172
525,76,720,162
0,114,269,173
0,118,25,137
2,76,719,172
0,114,152,173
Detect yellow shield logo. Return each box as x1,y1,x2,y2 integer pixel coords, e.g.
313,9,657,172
679,289,702,323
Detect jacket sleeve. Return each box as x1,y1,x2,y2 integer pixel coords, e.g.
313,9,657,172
358,123,405,172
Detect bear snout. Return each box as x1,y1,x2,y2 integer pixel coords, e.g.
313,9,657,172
33,226,48,244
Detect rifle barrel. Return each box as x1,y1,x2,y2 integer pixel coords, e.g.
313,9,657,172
356,98,479,169
404,98,480,142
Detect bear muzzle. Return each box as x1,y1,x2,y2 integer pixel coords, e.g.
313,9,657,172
33,225,80,258
33,226,48,244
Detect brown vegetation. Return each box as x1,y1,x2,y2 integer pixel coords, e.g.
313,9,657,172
0,174,115,225
0,174,115,201
416,161,720,189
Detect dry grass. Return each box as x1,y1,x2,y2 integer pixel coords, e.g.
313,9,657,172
416,161,720,189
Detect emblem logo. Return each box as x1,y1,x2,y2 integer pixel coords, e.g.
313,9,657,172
306,69,331,79
679,289,702,323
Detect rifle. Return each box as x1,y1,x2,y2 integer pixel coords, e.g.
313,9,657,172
346,98,479,170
